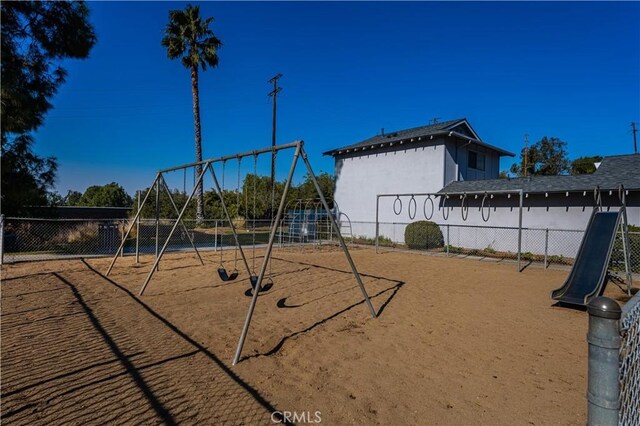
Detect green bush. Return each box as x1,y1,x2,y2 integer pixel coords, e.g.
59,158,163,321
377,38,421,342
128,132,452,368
404,221,444,250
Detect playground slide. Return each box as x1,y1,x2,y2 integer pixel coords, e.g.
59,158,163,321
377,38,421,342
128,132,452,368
551,209,621,306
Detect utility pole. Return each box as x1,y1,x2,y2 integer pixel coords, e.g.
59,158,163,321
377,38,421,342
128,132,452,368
268,73,282,219
268,74,283,183
632,122,638,154
524,133,529,177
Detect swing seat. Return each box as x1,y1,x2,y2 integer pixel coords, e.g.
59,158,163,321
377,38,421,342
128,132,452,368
246,275,274,296
218,267,238,282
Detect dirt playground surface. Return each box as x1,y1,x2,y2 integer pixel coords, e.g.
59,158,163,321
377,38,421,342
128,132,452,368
1,246,633,425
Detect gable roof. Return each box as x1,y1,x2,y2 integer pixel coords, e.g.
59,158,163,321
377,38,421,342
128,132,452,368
323,118,515,157
439,154,640,194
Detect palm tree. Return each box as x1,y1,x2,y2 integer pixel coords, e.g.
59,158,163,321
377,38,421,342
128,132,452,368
162,4,222,224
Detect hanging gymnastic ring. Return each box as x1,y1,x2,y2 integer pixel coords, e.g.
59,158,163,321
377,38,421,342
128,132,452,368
481,193,491,222
618,184,626,206
393,196,402,215
408,196,417,220
442,195,449,220
461,194,469,221
423,195,434,220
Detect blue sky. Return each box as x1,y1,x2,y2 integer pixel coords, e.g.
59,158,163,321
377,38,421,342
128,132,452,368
33,1,640,195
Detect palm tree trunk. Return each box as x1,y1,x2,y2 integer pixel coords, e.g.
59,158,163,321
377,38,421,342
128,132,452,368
191,65,204,224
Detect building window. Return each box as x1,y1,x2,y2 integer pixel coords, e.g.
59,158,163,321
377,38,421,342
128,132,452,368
468,151,485,171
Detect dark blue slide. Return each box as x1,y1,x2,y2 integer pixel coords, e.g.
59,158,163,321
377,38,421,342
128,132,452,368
551,210,621,306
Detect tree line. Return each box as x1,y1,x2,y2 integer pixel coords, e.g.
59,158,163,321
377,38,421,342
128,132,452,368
51,173,334,222
503,136,603,178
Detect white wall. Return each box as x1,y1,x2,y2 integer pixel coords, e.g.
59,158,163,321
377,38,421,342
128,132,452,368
333,140,446,225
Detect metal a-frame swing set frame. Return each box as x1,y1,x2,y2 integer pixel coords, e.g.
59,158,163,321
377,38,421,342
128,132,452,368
105,140,377,365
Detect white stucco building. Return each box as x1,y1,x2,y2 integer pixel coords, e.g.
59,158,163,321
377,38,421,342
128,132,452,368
324,119,639,261
324,118,514,224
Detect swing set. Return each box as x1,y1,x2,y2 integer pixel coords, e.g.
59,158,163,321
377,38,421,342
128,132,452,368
106,140,377,365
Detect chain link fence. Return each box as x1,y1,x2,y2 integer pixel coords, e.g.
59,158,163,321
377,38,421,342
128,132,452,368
619,292,640,425
0,214,339,263
345,220,640,272
2,216,638,273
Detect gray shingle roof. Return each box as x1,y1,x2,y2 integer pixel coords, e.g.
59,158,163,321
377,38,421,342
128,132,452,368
439,154,640,194
323,118,514,157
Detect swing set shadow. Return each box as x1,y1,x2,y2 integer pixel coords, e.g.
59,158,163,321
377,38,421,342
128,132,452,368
104,140,382,365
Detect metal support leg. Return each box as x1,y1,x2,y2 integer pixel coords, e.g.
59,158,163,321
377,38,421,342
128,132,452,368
620,207,633,295
136,191,140,264
301,149,377,318
160,176,204,266
155,178,160,271
233,145,302,365
139,166,209,295
106,174,160,276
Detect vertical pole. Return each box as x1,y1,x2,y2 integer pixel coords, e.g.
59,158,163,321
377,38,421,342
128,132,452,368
233,144,301,365
375,195,380,254
446,224,450,256
620,206,633,295
586,297,621,426
155,177,160,271
518,190,523,272
139,165,209,296
301,149,377,318
136,190,140,264
106,174,160,276
544,228,549,269
0,214,5,266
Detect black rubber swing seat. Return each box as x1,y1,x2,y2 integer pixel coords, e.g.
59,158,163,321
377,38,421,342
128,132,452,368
244,275,274,297
218,267,238,282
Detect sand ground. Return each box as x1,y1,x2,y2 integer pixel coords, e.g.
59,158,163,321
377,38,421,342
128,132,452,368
1,246,633,425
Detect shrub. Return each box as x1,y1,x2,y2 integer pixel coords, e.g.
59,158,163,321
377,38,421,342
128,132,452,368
404,221,444,250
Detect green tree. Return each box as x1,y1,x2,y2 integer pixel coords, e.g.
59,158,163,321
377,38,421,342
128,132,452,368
1,1,96,215
509,136,570,176
162,4,222,225
570,155,603,175
79,183,132,207
65,190,83,206
0,134,57,215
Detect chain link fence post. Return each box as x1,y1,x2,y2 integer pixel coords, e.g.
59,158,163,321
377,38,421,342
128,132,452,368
544,228,549,269
446,224,450,256
0,214,4,266
586,296,621,426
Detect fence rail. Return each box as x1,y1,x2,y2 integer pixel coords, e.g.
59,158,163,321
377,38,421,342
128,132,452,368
2,217,639,274
348,220,639,272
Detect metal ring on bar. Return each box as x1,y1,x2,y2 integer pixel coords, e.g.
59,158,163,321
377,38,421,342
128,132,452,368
460,193,469,221
423,195,434,220
408,195,417,220
393,196,403,215
481,193,491,222
442,194,449,220
618,184,626,206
